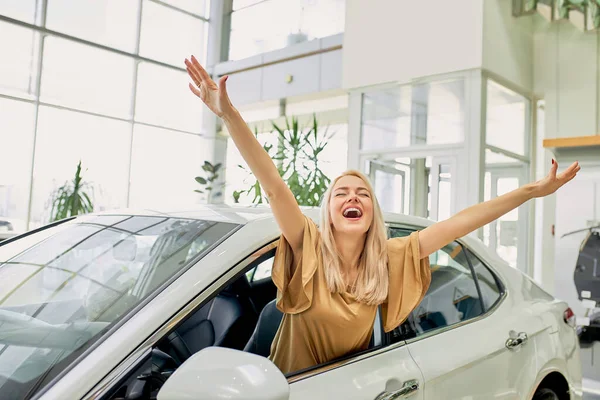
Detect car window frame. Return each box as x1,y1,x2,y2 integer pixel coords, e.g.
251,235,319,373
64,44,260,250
387,223,507,345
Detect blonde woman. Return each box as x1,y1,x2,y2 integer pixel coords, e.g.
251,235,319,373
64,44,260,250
184,56,580,374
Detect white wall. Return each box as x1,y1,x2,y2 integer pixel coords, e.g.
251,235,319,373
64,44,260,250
533,19,599,138
555,168,600,316
482,0,534,91
342,0,484,89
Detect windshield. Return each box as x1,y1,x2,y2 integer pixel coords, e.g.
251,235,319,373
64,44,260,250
0,215,239,399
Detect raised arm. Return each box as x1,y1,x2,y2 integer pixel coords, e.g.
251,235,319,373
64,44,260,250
185,56,305,251
418,160,581,259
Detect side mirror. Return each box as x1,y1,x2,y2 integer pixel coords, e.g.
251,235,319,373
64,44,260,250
157,347,290,400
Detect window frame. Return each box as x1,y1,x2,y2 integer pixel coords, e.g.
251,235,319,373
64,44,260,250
387,223,507,345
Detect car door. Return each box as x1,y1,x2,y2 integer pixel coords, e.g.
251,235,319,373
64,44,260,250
288,340,425,400
390,227,544,399
242,248,425,400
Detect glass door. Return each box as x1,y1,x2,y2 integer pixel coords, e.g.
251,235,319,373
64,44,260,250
484,166,529,270
364,155,458,221
368,160,409,215
429,157,457,222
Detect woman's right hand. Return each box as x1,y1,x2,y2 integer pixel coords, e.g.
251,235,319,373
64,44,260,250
185,55,234,119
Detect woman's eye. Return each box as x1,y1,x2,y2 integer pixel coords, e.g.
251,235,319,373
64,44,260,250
335,193,346,197
359,193,370,197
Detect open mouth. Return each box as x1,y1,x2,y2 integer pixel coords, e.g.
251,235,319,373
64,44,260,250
343,207,363,219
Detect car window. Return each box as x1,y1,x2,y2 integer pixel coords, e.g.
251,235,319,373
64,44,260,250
246,257,274,282
466,249,502,310
0,215,239,399
389,227,485,340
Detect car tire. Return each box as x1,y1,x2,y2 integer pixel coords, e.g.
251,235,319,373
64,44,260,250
533,388,560,400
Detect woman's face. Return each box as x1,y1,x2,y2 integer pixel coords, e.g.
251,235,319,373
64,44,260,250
329,175,374,235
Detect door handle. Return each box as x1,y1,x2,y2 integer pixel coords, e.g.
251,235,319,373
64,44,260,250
375,379,420,400
505,331,528,350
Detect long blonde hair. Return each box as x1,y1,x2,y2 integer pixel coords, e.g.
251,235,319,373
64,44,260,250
319,170,389,305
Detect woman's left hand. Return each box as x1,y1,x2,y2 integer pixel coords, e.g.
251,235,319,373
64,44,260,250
532,160,581,198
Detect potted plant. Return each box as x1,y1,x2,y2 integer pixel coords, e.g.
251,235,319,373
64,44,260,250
49,161,94,222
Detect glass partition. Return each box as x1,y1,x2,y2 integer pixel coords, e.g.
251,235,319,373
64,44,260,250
361,79,466,151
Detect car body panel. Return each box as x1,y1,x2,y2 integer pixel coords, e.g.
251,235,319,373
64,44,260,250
289,345,424,400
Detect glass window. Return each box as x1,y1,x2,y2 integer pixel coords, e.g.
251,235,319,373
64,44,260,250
229,0,345,61
0,0,38,24
128,124,211,209
0,215,238,399
0,99,35,233
412,242,483,335
486,80,528,156
247,257,274,282
40,36,134,118
160,0,208,16
485,148,523,165
29,106,131,228
361,79,466,151
467,250,502,310
46,0,140,53
369,160,410,216
135,62,202,132
0,21,40,98
388,230,484,339
139,0,207,67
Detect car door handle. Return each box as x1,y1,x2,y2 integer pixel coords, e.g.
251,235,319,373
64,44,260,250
505,331,528,350
375,379,420,400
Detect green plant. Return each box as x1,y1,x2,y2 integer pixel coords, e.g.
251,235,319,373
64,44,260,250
195,161,223,203
233,114,333,207
49,161,94,222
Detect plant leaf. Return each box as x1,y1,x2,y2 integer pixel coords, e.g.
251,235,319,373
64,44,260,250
195,176,207,185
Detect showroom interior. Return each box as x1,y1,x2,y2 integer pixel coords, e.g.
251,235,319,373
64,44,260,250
0,0,599,398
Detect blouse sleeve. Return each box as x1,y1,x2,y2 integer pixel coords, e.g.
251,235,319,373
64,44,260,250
271,215,320,314
382,231,431,332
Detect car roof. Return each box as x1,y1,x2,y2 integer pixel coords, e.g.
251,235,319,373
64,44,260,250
81,204,435,229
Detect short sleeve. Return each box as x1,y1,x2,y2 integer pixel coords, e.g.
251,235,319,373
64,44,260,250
271,215,320,314
382,231,431,332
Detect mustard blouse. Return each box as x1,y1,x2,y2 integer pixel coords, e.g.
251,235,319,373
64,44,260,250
269,216,431,374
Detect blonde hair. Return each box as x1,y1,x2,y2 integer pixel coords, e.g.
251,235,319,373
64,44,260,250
319,170,389,305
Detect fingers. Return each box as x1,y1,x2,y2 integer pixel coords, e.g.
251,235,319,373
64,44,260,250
188,82,202,98
218,75,229,95
558,161,581,183
186,66,202,89
190,55,213,84
184,59,202,85
550,158,558,179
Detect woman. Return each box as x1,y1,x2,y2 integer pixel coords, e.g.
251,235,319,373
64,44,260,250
184,56,580,374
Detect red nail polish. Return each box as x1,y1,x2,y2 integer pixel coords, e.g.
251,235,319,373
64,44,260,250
552,159,555,164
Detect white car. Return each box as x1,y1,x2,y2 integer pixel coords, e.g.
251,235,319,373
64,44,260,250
0,206,582,400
